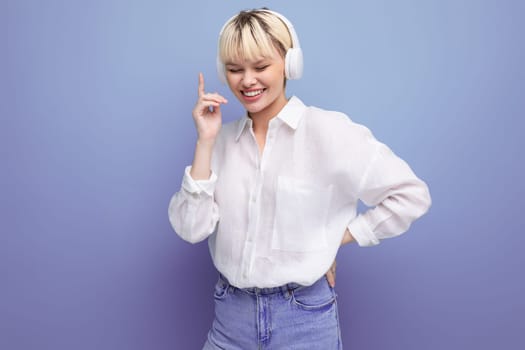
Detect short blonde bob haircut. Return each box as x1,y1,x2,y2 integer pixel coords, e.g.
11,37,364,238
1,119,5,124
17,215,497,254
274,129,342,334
218,9,293,64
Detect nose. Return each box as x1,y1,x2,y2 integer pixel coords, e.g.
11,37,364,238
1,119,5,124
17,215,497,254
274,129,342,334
242,69,257,87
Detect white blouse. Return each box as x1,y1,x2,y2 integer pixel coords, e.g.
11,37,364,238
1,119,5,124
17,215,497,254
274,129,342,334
168,96,431,288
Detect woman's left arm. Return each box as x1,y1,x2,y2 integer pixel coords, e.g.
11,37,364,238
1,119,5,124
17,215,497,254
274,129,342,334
347,140,432,247
326,115,431,284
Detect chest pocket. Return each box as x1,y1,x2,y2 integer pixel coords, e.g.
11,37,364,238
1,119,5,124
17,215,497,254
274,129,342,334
272,176,333,252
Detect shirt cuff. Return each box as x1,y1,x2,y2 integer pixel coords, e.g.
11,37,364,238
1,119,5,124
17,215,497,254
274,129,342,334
181,165,217,196
347,215,380,247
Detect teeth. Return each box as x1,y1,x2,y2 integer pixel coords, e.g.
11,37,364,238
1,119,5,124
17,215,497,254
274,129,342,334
243,89,263,97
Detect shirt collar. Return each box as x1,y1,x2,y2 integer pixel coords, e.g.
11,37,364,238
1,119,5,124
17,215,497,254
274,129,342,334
234,96,306,142
235,116,251,142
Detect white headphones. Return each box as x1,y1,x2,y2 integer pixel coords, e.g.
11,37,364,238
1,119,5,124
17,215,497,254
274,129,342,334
216,9,304,84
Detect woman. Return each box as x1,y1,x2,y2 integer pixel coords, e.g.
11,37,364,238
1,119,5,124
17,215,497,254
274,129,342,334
169,8,431,349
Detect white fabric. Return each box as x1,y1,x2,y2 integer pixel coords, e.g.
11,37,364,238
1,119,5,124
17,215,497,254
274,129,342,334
168,96,431,288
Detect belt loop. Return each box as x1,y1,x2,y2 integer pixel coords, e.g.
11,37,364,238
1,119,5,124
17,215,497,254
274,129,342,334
285,283,293,299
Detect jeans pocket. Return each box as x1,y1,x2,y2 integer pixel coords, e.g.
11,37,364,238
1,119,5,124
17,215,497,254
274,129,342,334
291,279,336,311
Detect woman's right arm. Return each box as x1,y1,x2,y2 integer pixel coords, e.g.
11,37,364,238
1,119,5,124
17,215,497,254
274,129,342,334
168,73,227,243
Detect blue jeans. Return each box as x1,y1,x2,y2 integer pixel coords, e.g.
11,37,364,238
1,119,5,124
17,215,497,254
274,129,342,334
203,273,343,349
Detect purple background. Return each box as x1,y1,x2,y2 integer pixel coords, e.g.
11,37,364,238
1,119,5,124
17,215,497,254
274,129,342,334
2,0,524,349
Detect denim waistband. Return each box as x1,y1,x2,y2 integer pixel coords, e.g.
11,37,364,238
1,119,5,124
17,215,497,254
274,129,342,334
219,273,303,296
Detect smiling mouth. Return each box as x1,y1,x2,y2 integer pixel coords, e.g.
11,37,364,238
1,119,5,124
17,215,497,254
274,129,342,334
242,89,265,97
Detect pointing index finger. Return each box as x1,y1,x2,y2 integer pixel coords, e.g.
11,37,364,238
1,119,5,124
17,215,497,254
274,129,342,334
198,72,205,97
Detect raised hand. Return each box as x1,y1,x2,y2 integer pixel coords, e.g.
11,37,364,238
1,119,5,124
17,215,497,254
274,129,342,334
192,73,227,141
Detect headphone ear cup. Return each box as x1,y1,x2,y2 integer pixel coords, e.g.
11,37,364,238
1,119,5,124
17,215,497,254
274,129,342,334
285,47,304,80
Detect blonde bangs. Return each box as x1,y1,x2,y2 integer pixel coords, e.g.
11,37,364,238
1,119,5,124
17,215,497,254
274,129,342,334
219,11,291,64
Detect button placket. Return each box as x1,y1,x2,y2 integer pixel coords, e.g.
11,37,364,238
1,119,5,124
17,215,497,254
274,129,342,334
241,129,265,281
241,120,279,281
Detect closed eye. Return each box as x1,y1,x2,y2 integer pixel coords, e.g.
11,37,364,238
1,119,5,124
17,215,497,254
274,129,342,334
256,65,270,72
227,68,243,73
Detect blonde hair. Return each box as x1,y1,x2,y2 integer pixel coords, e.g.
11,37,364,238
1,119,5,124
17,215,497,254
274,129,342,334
218,9,293,64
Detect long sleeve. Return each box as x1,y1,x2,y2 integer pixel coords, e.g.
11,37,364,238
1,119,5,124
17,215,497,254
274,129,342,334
346,130,432,247
168,165,220,243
